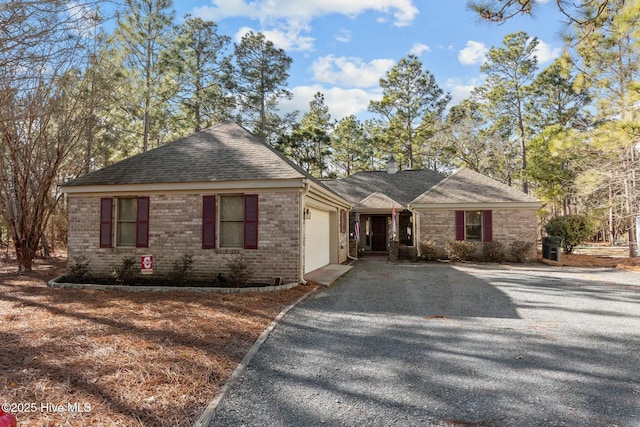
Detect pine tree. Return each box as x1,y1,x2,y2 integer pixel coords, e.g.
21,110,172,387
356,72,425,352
166,15,233,133
368,54,450,170
232,31,292,141
474,31,538,193
113,0,177,152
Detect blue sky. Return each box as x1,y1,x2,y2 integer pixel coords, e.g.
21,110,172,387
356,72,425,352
171,0,567,121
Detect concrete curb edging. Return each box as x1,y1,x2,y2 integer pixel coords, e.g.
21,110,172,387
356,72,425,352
192,286,318,427
48,275,299,294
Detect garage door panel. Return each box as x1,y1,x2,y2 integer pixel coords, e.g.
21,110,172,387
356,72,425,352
305,207,330,273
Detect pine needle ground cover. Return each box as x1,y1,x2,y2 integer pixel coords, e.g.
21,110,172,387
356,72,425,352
2,253,638,426
0,257,313,427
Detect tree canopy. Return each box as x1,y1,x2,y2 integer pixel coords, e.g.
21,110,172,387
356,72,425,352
3,0,640,269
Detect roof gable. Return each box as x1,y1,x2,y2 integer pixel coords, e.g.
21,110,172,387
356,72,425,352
357,192,404,210
410,167,540,205
324,169,445,207
63,121,308,187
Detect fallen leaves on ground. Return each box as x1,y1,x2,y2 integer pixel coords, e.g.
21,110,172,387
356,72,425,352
0,256,315,427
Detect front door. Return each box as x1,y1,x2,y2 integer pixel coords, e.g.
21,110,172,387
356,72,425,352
371,216,387,251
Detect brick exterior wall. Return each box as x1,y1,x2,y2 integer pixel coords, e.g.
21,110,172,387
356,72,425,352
67,192,301,284
417,208,538,261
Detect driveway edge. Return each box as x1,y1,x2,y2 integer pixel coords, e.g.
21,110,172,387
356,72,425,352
193,286,318,427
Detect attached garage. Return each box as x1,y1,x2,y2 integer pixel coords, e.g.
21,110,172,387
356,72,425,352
304,206,331,273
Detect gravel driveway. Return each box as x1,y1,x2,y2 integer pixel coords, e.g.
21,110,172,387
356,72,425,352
209,261,640,427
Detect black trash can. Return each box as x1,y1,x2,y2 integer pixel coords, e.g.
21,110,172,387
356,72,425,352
542,236,562,261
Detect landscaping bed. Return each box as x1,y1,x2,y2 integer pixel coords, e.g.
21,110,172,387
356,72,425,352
49,275,298,293
0,256,314,427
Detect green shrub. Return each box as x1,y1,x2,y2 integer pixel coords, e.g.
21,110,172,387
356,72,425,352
67,255,91,282
446,240,476,261
419,241,442,261
227,256,252,287
169,254,194,286
112,256,137,285
482,241,505,262
545,214,598,254
510,240,534,263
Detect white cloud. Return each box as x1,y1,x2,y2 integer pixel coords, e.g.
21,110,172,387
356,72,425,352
458,41,488,66
409,43,430,56
193,0,258,20
232,25,314,51
279,85,380,119
533,39,561,63
336,29,351,43
192,0,419,51
447,82,475,107
445,77,485,107
311,55,395,88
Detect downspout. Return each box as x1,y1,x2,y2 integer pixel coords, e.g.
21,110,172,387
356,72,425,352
299,181,310,284
414,210,420,257
347,210,358,261
408,204,420,257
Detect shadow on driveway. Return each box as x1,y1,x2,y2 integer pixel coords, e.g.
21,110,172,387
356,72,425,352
308,262,520,319
210,261,640,427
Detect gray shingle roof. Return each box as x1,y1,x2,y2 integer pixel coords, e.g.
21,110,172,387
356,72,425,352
324,169,446,207
63,121,308,186
410,167,540,205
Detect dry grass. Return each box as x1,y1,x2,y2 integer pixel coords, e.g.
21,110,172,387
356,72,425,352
0,256,315,427
540,252,640,270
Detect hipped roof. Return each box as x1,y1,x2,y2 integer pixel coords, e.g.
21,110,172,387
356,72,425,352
63,121,309,187
410,167,540,205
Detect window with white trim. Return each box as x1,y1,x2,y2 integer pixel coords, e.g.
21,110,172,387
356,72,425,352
455,210,492,242
465,211,482,242
116,198,138,246
219,195,244,247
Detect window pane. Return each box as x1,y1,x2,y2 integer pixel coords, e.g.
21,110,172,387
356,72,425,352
220,221,243,247
466,225,482,241
466,211,481,225
465,211,482,241
221,196,243,221
117,222,136,246
118,198,137,221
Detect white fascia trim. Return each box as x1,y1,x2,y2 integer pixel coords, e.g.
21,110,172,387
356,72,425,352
61,179,307,195
350,208,405,215
305,180,351,210
408,202,541,210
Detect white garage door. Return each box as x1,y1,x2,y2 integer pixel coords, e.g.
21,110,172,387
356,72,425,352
304,207,331,273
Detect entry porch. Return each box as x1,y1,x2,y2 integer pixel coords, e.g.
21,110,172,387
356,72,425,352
349,209,415,258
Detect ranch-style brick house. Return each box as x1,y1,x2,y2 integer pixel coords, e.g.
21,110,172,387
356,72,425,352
325,159,540,260
62,121,351,285
62,122,540,284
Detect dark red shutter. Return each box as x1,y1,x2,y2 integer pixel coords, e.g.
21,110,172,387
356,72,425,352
482,210,493,242
202,195,216,249
136,196,150,248
99,198,113,248
455,210,465,241
244,194,258,249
